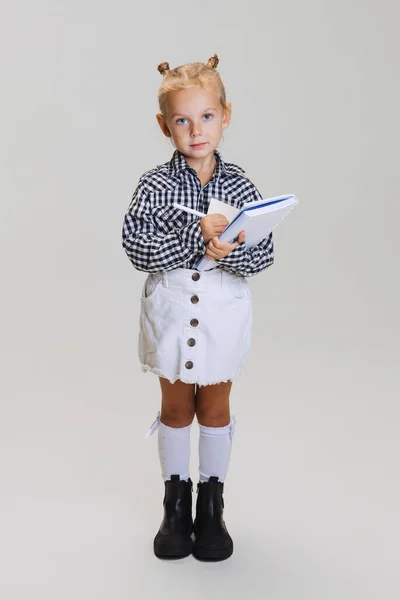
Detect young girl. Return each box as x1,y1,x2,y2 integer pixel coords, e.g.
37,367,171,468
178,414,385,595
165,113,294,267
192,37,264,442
122,54,274,561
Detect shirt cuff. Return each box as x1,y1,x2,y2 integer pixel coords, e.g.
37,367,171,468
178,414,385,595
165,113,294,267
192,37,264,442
180,220,206,254
215,242,247,266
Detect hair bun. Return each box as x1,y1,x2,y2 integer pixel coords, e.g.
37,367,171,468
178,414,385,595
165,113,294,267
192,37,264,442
157,62,170,76
207,54,219,70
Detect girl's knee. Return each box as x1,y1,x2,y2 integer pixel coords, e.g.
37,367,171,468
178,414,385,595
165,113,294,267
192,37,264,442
160,378,196,427
161,407,195,428
196,408,230,428
195,383,231,427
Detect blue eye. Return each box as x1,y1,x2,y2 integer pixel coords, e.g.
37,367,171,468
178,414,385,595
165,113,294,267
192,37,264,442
203,113,213,121
176,118,188,125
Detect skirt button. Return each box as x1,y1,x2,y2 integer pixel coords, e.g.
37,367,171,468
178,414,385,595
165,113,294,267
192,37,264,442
187,338,196,347
190,319,199,327
191,295,199,304
185,361,194,369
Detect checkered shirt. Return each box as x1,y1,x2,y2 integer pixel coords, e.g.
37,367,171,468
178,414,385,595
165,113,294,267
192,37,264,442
122,150,274,277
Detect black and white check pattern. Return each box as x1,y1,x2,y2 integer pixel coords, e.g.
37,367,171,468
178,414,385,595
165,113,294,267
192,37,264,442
122,150,274,277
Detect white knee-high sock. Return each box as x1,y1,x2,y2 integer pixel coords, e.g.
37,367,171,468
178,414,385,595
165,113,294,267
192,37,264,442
198,416,236,483
158,421,191,482
145,412,191,482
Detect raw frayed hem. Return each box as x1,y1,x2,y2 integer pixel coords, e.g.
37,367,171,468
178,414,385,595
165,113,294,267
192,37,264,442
140,363,245,387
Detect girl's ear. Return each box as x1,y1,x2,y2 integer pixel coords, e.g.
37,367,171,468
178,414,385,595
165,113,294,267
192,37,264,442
222,102,232,129
156,113,171,137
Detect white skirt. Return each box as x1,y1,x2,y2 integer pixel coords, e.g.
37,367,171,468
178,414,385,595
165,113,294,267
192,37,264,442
138,267,252,387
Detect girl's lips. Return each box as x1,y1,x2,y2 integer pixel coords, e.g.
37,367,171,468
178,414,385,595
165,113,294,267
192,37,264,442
190,142,208,148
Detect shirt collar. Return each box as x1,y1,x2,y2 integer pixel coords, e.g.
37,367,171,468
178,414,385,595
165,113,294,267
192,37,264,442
168,149,228,180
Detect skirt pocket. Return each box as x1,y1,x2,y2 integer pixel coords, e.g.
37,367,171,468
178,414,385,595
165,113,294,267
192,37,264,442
141,274,164,301
139,275,167,358
228,277,251,301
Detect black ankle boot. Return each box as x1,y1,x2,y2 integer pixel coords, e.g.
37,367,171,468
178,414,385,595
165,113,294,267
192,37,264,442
153,475,193,559
193,476,233,561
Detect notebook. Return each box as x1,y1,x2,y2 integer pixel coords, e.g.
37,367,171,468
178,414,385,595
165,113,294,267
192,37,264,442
196,195,298,271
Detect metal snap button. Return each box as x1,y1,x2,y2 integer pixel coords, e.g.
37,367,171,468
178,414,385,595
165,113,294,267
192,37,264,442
191,295,199,304
192,272,200,281
190,319,199,327
185,361,194,369
187,338,196,347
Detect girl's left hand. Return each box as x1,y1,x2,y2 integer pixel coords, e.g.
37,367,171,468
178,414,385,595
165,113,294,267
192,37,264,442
205,231,245,261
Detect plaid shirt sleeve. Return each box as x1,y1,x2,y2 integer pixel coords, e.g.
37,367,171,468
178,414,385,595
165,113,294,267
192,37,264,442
122,183,206,272
215,232,274,277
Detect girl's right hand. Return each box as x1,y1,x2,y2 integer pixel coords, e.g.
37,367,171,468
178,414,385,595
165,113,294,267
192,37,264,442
200,214,229,244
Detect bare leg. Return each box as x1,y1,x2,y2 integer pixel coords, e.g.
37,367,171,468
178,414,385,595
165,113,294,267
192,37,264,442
159,377,196,427
195,381,232,427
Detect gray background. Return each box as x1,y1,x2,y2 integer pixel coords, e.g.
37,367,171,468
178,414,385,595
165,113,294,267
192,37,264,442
1,0,399,598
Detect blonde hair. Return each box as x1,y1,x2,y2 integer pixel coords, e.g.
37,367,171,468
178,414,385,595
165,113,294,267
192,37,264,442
157,54,227,115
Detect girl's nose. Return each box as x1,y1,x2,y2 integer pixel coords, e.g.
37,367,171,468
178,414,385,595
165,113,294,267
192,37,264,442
190,122,203,136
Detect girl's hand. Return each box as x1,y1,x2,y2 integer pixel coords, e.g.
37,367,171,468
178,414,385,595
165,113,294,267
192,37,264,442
200,214,229,244
205,231,246,261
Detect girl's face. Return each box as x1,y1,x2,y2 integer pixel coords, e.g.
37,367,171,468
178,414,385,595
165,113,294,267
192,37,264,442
157,83,231,162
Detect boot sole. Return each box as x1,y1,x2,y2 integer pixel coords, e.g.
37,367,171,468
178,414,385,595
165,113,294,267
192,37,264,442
154,537,193,559
192,540,233,561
